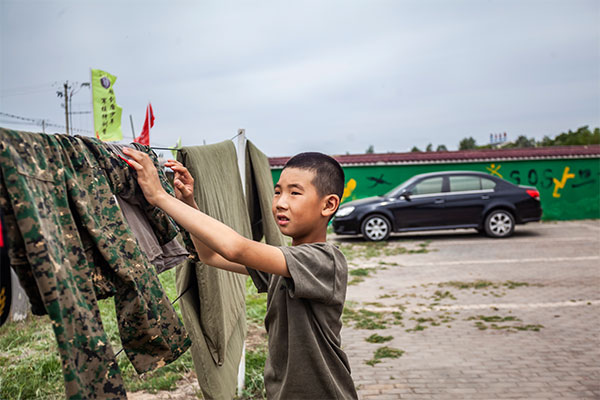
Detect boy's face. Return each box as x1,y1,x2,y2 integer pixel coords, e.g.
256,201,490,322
272,167,328,244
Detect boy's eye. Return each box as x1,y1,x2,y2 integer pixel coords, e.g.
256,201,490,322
291,191,301,196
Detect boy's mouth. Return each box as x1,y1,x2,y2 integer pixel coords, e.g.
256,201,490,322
276,214,290,226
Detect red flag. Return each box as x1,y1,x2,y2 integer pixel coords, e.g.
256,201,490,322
134,103,154,145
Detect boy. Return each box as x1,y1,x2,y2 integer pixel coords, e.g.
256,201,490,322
123,148,358,400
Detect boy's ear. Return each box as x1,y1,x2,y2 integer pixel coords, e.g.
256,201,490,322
321,194,340,218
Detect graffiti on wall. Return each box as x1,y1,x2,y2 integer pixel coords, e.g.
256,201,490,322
486,163,597,199
552,167,575,198
342,178,357,202
572,168,596,188
485,163,503,178
366,174,391,188
341,174,394,203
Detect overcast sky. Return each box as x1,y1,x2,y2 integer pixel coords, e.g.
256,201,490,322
1,0,598,156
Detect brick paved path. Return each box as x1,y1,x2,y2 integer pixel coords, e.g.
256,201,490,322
336,221,600,400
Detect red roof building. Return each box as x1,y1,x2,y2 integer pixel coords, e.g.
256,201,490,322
268,145,600,168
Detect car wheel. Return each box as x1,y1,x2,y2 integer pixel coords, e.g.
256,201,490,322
361,215,391,241
484,210,515,238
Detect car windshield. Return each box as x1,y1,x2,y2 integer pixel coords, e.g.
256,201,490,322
384,176,420,197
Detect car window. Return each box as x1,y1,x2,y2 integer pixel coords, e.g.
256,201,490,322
385,176,419,197
411,177,443,195
481,178,496,190
448,176,497,192
449,176,481,192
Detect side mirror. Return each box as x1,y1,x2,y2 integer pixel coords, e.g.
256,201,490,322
400,190,412,201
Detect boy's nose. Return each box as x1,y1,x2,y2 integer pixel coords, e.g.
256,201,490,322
274,196,288,210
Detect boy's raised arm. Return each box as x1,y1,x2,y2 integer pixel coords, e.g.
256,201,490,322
122,147,290,278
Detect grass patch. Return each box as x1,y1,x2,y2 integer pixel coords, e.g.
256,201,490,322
391,311,404,326
405,324,428,332
378,261,399,266
467,315,520,323
364,302,385,308
349,267,376,277
365,346,404,366
239,278,268,399
343,307,388,330
237,344,267,400
365,334,393,344
438,280,540,291
0,333,63,399
513,324,544,331
339,241,432,261
405,313,455,332
348,267,377,285
431,290,456,302
439,280,497,290
409,241,432,254
467,315,544,332
246,278,267,325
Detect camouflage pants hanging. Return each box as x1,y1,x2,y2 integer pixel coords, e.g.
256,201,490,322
0,129,191,399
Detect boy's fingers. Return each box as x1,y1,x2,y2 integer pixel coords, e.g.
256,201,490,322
123,147,150,165
165,159,181,166
125,158,143,171
170,164,188,174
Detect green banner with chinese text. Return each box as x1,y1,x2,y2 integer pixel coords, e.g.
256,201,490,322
91,68,123,141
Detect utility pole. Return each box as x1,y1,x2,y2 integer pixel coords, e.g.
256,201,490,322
64,81,70,135
57,81,89,135
129,114,136,141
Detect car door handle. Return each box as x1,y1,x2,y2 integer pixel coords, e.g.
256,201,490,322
434,199,445,204
481,195,490,200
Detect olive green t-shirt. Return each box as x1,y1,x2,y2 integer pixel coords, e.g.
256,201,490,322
247,242,358,400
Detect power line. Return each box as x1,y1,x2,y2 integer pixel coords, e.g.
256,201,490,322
0,119,34,126
0,111,92,134
0,111,37,123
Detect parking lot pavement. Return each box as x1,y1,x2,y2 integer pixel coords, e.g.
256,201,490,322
333,220,600,400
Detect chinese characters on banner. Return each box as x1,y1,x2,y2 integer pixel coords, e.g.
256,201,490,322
91,68,123,141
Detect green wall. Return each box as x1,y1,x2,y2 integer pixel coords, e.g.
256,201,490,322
272,157,600,221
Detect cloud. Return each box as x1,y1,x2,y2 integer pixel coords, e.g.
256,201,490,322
1,0,598,155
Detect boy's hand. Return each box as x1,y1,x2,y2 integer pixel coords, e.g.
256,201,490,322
164,159,197,208
122,147,168,207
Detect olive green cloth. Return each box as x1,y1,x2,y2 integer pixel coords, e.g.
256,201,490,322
176,141,249,400
245,140,285,247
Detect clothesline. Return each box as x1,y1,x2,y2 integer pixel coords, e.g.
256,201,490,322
150,146,180,151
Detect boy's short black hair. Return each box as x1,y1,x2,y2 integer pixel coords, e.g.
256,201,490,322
283,152,345,202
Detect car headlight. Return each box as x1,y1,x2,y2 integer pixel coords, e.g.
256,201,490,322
336,206,355,217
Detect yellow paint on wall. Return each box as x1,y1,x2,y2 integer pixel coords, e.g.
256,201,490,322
342,178,357,202
552,167,575,198
486,163,503,178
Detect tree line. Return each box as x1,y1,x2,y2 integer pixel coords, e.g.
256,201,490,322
364,125,600,153
457,126,600,150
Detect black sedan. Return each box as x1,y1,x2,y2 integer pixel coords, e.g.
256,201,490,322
332,171,542,241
